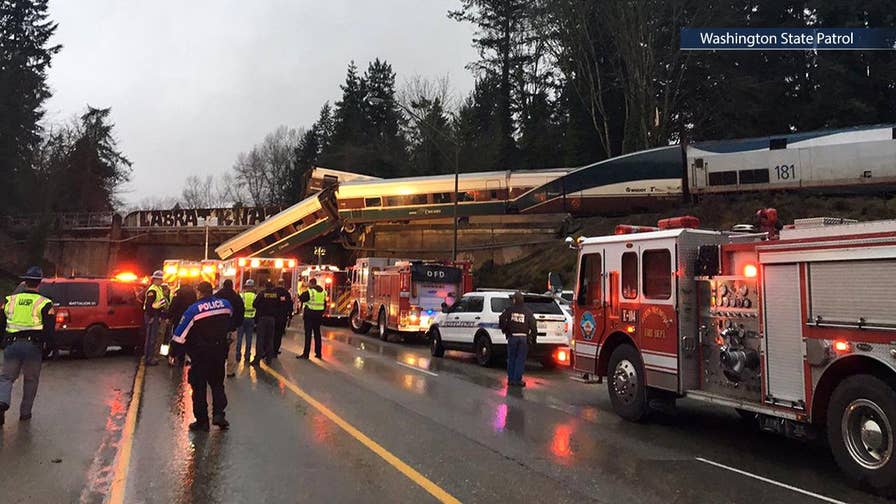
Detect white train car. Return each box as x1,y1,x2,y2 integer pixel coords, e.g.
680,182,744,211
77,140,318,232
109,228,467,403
688,124,896,194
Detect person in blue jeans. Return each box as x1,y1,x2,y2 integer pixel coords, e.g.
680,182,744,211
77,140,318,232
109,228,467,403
498,292,537,387
237,279,257,362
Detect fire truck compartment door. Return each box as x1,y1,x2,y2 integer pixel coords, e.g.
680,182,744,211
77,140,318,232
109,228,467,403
762,264,806,407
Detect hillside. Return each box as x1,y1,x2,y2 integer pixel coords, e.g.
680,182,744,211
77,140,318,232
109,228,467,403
475,193,896,292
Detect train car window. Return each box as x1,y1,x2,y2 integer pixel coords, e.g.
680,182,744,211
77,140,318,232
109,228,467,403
622,252,638,299
577,253,601,307
457,192,475,203
708,170,737,186
738,168,770,184
769,138,787,150
364,197,382,207
643,249,672,299
433,193,452,204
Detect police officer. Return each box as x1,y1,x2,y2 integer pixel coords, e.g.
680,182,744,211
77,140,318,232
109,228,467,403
273,278,293,355
237,279,256,363
296,278,326,359
172,281,232,431
251,280,279,366
167,280,196,367
498,292,537,387
0,266,54,425
143,270,168,366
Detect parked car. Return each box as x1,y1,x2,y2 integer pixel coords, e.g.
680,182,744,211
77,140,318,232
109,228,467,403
428,291,570,368
31,277,145,358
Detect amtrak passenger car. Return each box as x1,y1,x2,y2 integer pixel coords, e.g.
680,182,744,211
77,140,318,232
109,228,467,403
688,124,896,194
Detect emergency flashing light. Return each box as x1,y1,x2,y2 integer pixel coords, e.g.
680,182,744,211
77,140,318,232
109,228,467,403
556,350,569,364
113,272,139,282
202,265,215,275
178,269,188,277
626,325,636,334
744,264,758,278
833,340,850,353
189,268,200,277
288,260,296,268
324,277,333,284
250,259,261,268
238,258,247,267
329,302,335,308
275,259,284,269
164,265,178,275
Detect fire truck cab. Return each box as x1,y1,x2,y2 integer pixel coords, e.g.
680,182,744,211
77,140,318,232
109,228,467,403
570,216,896,495
349,258,473,340
162,259,220,291
298,265,351,323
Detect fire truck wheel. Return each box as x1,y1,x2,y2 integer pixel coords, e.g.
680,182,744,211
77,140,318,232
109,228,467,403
607,344,649,422
350,305,370,334
474,332,494,367
828,374,896,496
81,325,109,359
377,309,389,341
430,329,445,358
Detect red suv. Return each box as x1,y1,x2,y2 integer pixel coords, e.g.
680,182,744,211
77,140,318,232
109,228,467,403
29,278,145,358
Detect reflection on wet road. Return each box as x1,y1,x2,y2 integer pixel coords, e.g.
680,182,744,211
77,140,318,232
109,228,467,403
0,325,888,503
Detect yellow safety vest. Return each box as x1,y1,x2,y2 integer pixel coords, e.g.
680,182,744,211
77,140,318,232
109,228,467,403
306,288,326,311
144,284,167,310
4,292,53,333
241,291,257,318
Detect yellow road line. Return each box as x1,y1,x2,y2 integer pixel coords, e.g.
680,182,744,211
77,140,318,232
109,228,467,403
108,361,146,504
261,363,462,504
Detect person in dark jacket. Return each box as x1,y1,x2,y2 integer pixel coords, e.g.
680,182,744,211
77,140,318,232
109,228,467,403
251,281,280,366
172,281,232,431
214,279,244,377
272,279,293,355
167,281,197,367
296,278,326,359
498,292,537,387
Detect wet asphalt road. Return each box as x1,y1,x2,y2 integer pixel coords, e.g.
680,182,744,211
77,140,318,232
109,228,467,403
0,324,890,504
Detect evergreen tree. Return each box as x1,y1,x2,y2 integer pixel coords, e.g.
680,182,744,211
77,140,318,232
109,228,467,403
409,96,453,175
450,0,531,168
62,107,132,211
0,0,61,212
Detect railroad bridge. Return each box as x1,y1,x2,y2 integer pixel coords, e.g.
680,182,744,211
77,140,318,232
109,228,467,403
0,206,568,277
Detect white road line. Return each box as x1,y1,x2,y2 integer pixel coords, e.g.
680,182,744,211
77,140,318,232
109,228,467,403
396,361,439,377
695,457,846,504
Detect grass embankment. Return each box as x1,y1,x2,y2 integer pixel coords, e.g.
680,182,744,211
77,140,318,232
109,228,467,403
475,193,896,292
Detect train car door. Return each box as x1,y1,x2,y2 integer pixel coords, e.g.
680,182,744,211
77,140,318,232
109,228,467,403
573,248,604,374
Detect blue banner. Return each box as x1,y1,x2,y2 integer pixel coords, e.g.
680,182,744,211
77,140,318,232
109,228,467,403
681,28,896,50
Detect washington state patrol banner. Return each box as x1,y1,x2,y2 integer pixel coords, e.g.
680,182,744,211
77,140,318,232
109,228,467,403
681,28,896,51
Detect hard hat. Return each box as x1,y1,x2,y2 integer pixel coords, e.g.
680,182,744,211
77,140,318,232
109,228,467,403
245,279,255,287
21,266,44,280
151,270,164,280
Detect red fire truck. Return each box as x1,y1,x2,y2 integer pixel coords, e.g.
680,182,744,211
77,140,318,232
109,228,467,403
298,265,351,323
568,214,896,495
349,258,473,340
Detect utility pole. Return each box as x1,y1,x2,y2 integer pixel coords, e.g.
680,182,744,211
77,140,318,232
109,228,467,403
368,95,461,262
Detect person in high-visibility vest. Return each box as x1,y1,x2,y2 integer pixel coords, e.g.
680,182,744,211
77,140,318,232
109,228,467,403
143,270,168,366
237,279,257,363
296,278,326,359
0,266,55,426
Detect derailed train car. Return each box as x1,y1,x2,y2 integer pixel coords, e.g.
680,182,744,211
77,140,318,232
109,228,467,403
216,124,895,260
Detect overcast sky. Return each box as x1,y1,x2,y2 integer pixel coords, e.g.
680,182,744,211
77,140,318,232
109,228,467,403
44,0,477,206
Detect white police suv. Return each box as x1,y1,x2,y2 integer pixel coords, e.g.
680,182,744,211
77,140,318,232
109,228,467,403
428,291,571,368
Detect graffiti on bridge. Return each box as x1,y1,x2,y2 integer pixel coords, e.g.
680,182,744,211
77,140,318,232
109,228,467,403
124,207,280,228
